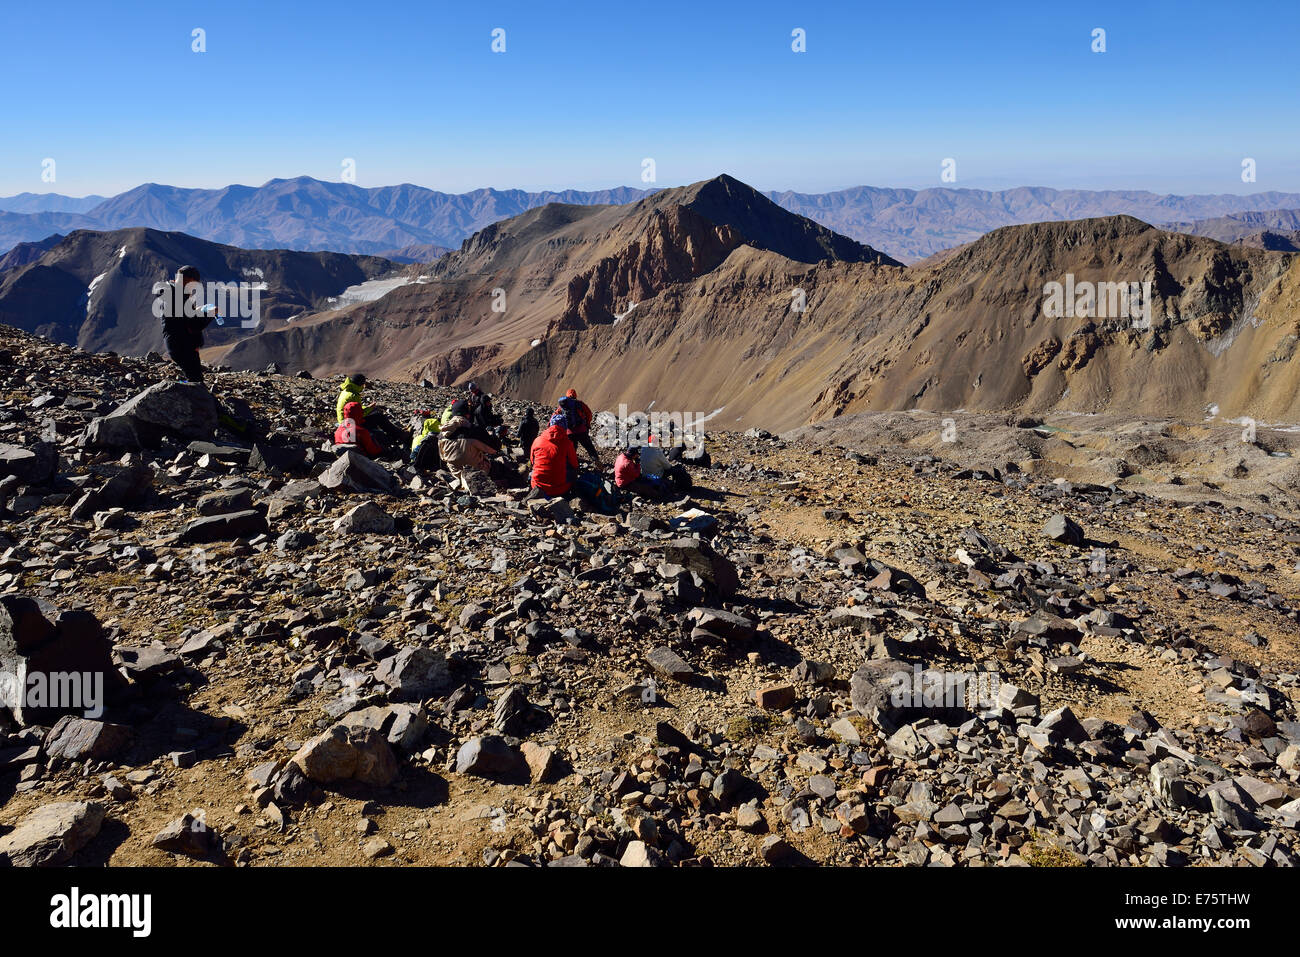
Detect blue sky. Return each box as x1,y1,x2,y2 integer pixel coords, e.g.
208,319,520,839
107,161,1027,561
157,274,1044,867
2,0,1296,197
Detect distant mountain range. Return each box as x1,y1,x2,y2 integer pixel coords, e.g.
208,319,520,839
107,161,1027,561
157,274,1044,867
4,178,1300,264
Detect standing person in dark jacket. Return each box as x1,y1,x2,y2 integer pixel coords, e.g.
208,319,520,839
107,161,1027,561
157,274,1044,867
156,265,214,384
516,408,539,461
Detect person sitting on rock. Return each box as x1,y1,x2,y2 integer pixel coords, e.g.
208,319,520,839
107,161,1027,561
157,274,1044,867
336,373,376,423
438,414,499,491
159,265,215,385
409,411,442,471
334,401,384,458
614,446,668,499
556,389,602,468
639,440,692,494
527,413,579,499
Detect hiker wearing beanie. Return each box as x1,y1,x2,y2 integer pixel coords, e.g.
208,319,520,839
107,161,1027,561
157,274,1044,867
158,265,213,384
437,413,498,490
556,388,602,468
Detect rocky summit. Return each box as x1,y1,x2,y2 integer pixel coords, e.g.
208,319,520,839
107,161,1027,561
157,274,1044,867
0,323,1298,869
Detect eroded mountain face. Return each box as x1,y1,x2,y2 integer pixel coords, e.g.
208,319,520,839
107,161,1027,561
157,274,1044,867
0,227,401,356
2,177,1296,434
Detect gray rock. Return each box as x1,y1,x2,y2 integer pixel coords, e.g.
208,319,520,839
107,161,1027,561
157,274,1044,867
0,595,124,726
319,451,395,494
78,415,143,451
334,502,395,535
105,381,218,442
196,488,253,516
646,645,694,681
178,509,269,544
151,813,214,857
455,735,525,778
43,716,132,761
849,658,916,731
686,607,756,642
0,441,57,485
658,538,739,597
0,801,105,866
1042,513,1084,546
374,647,451,702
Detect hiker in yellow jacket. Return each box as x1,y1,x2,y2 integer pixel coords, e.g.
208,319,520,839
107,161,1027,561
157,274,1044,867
335,373,406,448
336,373,377,423
410,413,442,470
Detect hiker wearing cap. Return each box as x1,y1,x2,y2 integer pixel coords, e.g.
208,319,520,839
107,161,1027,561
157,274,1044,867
158,265,214,384
527,412,579,498
556,389,602,468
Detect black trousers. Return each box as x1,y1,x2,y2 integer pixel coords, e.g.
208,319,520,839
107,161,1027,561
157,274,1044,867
164,333,204,383
572,431,602,466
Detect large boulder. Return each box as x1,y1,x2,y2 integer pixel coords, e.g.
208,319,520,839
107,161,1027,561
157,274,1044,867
0,596,125,726
319,451,395,494
455,735,526,779
99,381,219,445
43,716,133,761
0,801,105,866
250,442,309,475
0,441,58,485
291,724,398,787
849,659,920,733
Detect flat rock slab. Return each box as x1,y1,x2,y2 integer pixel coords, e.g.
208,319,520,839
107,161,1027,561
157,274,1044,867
0,801,105,866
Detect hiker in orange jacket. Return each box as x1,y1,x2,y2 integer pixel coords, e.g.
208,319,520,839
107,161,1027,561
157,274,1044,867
334,401,384,457
556,388,602,468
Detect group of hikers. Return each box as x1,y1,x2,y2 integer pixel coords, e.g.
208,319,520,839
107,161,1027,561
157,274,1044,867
157,265,696,507
333,375,693,508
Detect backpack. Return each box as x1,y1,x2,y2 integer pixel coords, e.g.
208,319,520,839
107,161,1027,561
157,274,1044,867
557,396,582,432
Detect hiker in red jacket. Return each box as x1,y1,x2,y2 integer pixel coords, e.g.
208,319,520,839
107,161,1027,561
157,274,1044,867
527,414,579,498
334,401,384,458
556,388,602,468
